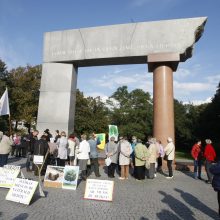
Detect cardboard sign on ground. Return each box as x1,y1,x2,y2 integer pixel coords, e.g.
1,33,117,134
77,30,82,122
62,166,79,190
84,179,114,202
44,166,65,188
0,166,20,188
6,178,38,205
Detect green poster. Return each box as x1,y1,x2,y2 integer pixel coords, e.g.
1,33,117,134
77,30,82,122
108,125,118,141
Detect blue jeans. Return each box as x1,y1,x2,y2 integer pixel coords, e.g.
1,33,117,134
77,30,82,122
194,160,202,178
0,154,9,167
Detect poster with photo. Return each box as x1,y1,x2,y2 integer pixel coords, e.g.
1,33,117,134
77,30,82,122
6,178,38,205
44,166,65,188
62,166,79,190
0,166,20,188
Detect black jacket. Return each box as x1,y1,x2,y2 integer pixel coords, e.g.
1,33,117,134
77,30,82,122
210,162,220,191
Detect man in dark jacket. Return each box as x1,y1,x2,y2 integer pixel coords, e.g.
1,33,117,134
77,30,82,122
210,162,220,217
33,135,49,175
26,130,39,172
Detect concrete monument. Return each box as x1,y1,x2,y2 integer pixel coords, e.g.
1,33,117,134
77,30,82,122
37,17,207,145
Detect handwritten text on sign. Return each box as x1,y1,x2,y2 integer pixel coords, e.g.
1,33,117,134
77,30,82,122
0,167,20,188
6,178,38,205
84,179,114,202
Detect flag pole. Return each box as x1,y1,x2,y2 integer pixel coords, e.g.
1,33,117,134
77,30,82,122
8,114,12,136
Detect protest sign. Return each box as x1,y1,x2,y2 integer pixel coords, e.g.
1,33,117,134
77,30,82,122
84,179,114,202
6,178,38,205
108,125,118,141
62,166,79,190
44,166,65,188
0,166,20,188
33,155,44,164
96,133,106,150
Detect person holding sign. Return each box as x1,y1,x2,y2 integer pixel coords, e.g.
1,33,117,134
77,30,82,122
0,131,13,167
105,136,119,178
33,135,49,175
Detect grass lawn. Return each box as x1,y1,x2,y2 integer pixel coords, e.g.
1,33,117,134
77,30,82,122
175,151,192,160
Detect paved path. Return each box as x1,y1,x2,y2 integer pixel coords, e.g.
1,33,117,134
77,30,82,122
0,157,219,220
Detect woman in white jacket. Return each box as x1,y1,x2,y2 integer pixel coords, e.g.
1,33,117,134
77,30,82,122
57,131,68,166
77,134,90,180
164,137,175,179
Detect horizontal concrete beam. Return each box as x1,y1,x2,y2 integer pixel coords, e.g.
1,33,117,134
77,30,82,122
43,17,207,66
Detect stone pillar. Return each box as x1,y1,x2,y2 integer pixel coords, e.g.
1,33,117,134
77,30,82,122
37,63,78,136
148,53,179,147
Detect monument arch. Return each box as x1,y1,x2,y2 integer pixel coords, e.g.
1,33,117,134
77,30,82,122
37,17,207,146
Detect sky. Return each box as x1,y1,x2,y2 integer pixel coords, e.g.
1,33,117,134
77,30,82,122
0,0,220,105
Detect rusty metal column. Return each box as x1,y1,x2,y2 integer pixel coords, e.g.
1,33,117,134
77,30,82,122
153,64,174,146
148,53,179,147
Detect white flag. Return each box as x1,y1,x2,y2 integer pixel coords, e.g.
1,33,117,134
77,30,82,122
0,88,10,116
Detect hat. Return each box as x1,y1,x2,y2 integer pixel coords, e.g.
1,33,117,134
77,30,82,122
167,137,173,142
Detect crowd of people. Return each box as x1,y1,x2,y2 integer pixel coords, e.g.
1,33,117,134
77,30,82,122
0,129,176,182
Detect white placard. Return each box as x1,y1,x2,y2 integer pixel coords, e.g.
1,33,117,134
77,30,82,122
84,179,114,202
6,178,38,205
33,155,44,164
0,167,20,188
4,165,21,170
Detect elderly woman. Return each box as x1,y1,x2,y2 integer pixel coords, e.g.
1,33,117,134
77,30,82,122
119,137,131,180
57,131,68,167
105,137,118,178
134,139,149,180
164,137,175,179
147,137,159,179
77,134,90,180
0,131,13,167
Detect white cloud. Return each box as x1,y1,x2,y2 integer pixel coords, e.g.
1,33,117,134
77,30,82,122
174,81,212,92
205,74,220,84
174,68,191,79
183,97,212,106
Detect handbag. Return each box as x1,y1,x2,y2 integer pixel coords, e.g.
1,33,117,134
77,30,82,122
145,159,150,169
163,154,168,161
105,157,112,166
87,159,91,165
164,148,174,161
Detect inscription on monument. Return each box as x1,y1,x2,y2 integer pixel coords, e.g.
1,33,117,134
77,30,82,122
51,42,181,58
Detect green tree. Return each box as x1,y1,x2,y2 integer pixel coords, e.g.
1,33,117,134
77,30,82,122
9,65,42,129
74,90,109,135
106,86,153,140
197,82,220,142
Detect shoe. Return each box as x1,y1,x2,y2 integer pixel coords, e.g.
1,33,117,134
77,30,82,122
125,177,128,180
205,180,211,184
154,174,157,178
96,174,101,177
136,179,144,182
119,177,125,180
108,175,115,178
198,177,203,180
166,176,173,179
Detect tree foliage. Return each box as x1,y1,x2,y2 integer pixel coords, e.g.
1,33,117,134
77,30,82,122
74,90,109,135
106,86,153,140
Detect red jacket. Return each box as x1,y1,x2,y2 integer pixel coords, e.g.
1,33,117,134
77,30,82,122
191,144,202,160
204,144,216,162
